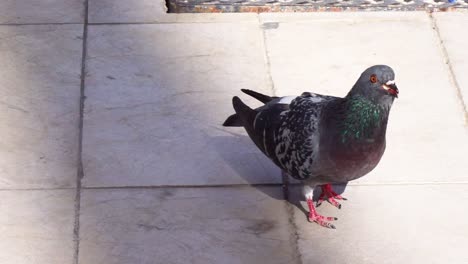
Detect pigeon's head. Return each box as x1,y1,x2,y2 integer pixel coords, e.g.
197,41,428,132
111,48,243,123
349,65,399,104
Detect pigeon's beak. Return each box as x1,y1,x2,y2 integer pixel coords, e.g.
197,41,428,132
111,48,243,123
382,81,399,98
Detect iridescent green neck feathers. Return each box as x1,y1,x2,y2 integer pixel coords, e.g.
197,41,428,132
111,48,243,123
341,96,387,143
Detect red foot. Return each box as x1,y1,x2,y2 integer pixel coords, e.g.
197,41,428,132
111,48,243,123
307,198,337,229
316,184,347,209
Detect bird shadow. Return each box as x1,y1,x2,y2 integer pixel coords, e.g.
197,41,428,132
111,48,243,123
210,131,283,201
211,130,349,220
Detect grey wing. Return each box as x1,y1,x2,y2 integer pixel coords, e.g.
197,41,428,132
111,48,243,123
246,99,290,163
273,92,338,180
242,95,302,166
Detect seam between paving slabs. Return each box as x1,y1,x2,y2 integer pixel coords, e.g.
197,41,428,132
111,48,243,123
83,183,283,189
63,181,468,191
0,187,76,191
259,17,278,97
258,17,289,197
285,200,304,264
88,21,259,25
258,17,303,264
0,22,265,26
73,1,89,264
0,20,259,27
429,11,468,126
0,22,83,26
258,17,281,188
0,181,465,192
258,16,284,198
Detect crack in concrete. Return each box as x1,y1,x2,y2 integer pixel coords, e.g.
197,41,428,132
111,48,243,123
0,100,29,113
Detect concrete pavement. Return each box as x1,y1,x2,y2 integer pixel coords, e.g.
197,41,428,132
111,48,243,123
0,1,467,263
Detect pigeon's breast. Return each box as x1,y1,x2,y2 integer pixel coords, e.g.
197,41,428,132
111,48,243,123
324,139,386,183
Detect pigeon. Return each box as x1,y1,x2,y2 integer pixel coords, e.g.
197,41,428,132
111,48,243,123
223,65,399,228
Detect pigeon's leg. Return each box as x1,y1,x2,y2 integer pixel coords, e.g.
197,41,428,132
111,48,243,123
316,184,347,209
304,185,337,229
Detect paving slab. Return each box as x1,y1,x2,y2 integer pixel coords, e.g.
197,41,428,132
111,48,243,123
0,189,75,264
290,184,468,264
0,25,83,189
0,0,84,24
82,23,278,187
88,0,258,24
78,187,299,264
262,12,468,184
434,12,468,123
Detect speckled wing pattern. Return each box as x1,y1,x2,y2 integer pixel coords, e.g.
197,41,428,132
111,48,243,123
271,92,338,180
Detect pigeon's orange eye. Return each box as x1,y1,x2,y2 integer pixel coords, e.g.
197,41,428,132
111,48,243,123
370,74,378,83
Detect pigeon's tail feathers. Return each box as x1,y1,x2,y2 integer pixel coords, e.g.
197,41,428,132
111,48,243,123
222,96,256,127
232,96,257,126
241,89,275,104
231,96,271,155
222,114,242,127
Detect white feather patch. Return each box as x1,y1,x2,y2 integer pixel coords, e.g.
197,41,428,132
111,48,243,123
307,97,326,103
303,185,314,200
277,96,297,104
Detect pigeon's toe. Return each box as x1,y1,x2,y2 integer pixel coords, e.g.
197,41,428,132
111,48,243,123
308,213,338,229
317,184,347,209
307,197,338,229
316,196,342,209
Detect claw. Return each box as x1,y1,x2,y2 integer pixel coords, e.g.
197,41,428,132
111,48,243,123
309,215,336,229
315,220,336,229
329,197,342,209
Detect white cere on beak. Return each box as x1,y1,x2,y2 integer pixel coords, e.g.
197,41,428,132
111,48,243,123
386,80,395,85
